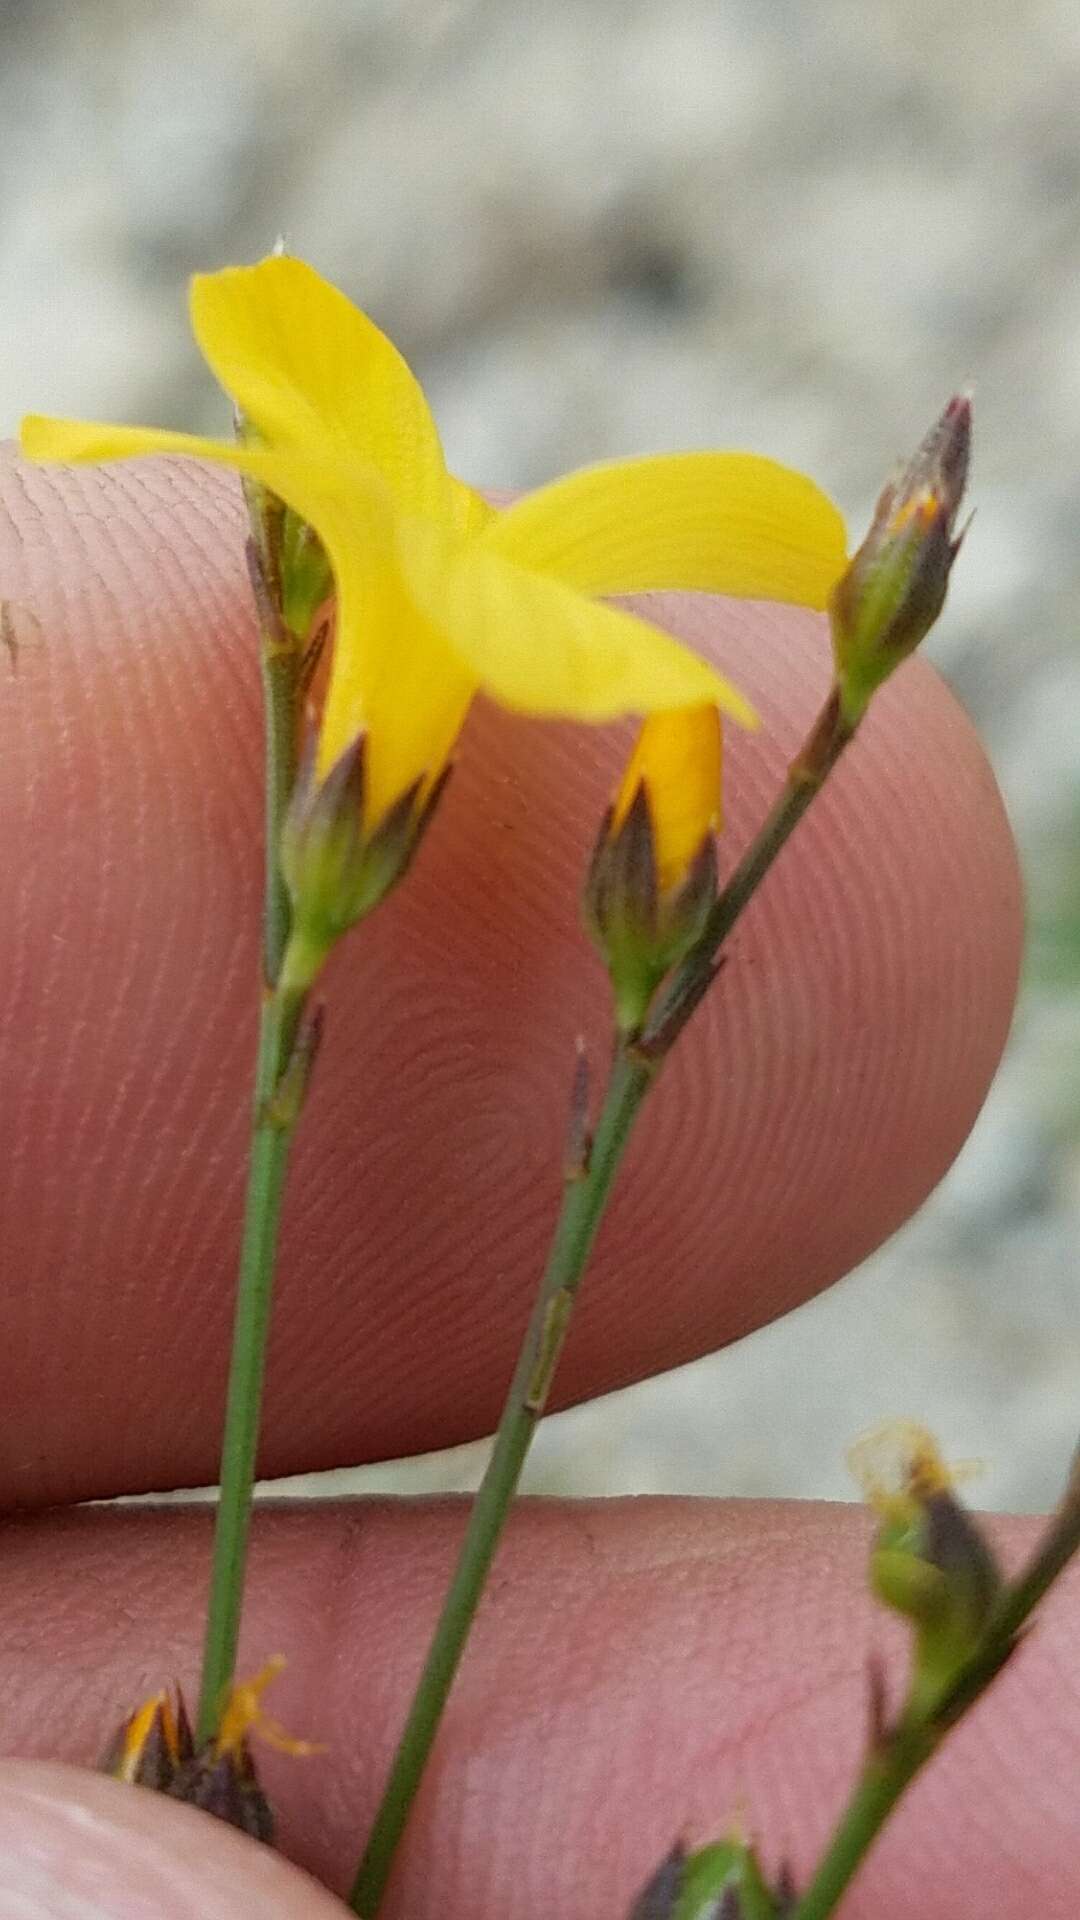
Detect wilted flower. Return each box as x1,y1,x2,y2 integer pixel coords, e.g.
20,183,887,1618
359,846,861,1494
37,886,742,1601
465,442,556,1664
100,1657,318,1846
851,1420,1002,1707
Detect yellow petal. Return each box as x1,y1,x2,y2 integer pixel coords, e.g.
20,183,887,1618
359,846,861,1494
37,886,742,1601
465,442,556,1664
397,521,758,727
190,257,453,521
484,452,848,609
316,552,474,828
232,448,474,826
450,475,498,539
22,415,477,826
26,258,455,523
21,415,231,466
613,706,722,894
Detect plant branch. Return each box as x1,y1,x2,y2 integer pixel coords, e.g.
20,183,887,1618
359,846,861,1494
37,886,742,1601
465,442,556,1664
793,1458,1080,1920
351,685,862,1915
195,983,307,1743
350,1044,654,1916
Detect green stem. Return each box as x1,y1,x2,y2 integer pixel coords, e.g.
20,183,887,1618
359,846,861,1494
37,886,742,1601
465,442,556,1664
196,986,304,1743
791,1720,935,1920
350,1046,654,1917
193,491,308,1742
982,1491,1080,1647
262,644,300,985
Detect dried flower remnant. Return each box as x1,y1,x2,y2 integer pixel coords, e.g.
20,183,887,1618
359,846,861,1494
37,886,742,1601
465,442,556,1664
850,1420,1002,1707
100,1658,319,1846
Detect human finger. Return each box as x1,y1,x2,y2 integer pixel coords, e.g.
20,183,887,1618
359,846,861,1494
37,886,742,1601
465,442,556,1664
0,1497,1074,1917
0,1761,349,1917
0,452,1021,1505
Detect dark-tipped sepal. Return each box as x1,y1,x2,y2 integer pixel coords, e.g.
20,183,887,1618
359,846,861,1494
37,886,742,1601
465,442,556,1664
585,784,718,1037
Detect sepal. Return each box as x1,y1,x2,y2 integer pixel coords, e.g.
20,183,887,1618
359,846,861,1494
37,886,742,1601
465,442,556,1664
585,785,717,1036
279,739,450,989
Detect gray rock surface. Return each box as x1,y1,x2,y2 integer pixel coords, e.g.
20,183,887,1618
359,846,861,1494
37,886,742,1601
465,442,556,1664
5,0,1079,1511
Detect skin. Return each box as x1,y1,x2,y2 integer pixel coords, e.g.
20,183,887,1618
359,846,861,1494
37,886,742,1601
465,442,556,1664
0,449,1070,1917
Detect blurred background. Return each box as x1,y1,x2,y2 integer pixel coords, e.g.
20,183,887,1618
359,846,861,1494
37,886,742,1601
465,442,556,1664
5,0,1079,1511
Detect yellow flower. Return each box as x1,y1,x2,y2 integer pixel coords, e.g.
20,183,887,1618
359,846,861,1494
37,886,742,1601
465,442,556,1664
23,256,844,797
23,258,847,976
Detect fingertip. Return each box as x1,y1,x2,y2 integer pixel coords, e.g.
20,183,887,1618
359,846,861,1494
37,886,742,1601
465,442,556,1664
2,1501,1078,1919
0,1761,347,1917
0,457,1024,1497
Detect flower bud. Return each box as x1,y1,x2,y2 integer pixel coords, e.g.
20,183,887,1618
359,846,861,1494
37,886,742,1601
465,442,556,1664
829,396,971,724
585,706,721,1035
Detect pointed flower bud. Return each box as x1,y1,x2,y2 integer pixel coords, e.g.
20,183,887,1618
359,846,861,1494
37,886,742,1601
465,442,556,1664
585,705,721,1035
829,396,971,725
100,1687,194,1790
851,1421,1002,1706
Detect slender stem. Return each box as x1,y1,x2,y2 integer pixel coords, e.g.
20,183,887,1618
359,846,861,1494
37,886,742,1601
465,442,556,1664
792,1720,934,1920
193,494,308,1741
196,985,304,1742
262,645,300,984
241,497,301,989
982,1494,1080,1647
350,1047,654,1917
